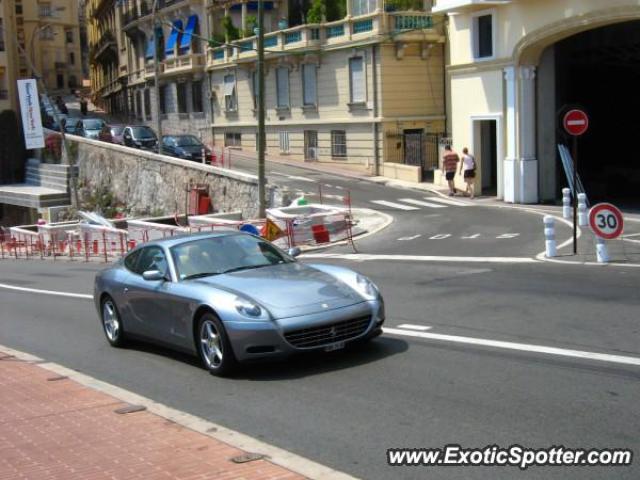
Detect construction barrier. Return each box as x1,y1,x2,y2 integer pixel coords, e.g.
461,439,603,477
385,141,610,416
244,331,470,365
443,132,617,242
127,219,190,246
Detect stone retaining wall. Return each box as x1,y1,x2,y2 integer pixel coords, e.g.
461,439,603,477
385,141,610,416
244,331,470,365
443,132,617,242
66,134,274,219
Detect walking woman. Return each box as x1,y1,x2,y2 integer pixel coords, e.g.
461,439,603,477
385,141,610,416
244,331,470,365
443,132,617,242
459,147,476,199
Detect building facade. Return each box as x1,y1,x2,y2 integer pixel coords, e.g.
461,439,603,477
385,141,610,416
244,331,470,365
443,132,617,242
435,0,640,204
0,0,19,112
88,1,446,181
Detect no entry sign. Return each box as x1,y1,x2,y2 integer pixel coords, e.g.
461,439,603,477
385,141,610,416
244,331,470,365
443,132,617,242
563,109,589,136
589,203,624,240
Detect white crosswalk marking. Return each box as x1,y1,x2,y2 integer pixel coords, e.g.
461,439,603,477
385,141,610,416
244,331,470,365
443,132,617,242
426,197,469,207
398,198,447,209
370,200,420,211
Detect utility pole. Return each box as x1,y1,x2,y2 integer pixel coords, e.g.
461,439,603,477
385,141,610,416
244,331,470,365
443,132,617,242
152,0,162,153
257,0,266,217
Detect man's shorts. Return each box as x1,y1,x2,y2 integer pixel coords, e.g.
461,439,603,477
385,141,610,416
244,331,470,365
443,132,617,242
464,169,476,179
445,171,456,181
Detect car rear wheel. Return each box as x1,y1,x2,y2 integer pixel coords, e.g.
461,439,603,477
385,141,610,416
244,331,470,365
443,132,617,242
197,313,236,377
101,296,126,347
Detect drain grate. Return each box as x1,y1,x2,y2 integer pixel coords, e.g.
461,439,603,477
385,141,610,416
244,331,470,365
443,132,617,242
114,404,147,415
230,453,266,464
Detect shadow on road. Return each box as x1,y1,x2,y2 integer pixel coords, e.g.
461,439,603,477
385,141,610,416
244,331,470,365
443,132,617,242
121,335,409,381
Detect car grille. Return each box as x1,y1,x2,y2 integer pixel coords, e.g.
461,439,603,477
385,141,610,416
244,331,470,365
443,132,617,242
284,316,371,348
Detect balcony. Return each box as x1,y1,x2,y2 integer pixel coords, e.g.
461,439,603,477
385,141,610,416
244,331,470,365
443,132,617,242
127,68,146,85
90,31,117,64
206,11,440,68
122,0,189,28
163,53,205,74
145,62,165,79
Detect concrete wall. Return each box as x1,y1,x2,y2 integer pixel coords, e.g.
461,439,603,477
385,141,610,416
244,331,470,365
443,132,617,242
68,135,270,219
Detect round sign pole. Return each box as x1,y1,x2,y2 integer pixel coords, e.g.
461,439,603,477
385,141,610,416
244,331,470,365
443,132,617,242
563,109,589,255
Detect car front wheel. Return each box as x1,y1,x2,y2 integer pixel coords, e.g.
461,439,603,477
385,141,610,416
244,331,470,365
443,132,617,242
101,296,126,347
197,313,236,376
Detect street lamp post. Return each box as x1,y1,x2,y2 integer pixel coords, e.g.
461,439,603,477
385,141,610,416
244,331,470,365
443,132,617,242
152,0,162,154
257,0,266,217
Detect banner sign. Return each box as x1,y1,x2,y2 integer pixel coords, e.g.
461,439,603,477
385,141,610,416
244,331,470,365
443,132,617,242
17,79,45,149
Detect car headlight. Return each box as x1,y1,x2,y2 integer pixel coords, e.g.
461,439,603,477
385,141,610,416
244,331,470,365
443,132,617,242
234,297,269,320
355,274,380,300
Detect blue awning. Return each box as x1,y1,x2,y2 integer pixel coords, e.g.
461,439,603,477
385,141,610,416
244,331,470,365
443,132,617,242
145,36,155,59
179,15,198,53
165,20,183,55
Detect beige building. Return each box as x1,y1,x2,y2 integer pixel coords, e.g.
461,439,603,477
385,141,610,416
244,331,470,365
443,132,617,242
0,0,19,112
208,0,446,181
435,0,640,204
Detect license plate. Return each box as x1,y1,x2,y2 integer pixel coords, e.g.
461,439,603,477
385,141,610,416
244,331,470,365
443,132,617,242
324,341,345,352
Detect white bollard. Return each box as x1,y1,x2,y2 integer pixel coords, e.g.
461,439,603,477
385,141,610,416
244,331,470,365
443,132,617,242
596,237,609,263
543,216,557,258
201,148,206,164
578,193,588,226
562,188,571,219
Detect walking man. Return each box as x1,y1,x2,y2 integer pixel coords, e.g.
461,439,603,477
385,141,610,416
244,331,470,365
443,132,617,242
459,147,476,199
442,145,460,196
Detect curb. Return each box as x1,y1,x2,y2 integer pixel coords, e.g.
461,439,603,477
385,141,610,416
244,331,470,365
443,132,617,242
0,344,359,480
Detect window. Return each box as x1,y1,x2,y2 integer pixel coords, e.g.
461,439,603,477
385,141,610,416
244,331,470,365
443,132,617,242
191,81,203,113
135,247,168,276
225,132,241,147
279,131,290,153
331,130,347,158
39,4,52,17
65,30,73,44
223,74,236,112
40,27,55,40
135,91,142,119
15,4,23,15
159,84,170,114
56,74,64,89
69,52,75,65
176,82,187,113
302,64,317,106
474,13,494,59
276,67,289,109
352,0,376,17
0,19,4,51
349,56,365,104
144,88,151,120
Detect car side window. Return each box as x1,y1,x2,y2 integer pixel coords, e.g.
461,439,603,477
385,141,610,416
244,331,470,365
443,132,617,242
135,247,168,277
124,249,141,272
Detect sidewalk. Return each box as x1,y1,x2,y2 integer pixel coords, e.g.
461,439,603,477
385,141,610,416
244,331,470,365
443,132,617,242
0,352,306,480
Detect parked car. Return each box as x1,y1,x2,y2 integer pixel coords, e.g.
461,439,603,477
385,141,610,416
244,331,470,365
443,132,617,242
94,232,385,376
77,118,107,139
161,135,213,163
99,124,126,144
123,125,158,150
62,117,82,134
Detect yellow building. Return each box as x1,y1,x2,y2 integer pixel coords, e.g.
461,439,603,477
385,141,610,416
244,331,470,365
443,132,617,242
435,0,640,204
208,0,446,181
0,0,19,112
23,0,83,93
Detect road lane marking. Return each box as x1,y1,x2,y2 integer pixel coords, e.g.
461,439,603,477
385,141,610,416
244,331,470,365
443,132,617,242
426,197,469,207
461,234,481,239
496,233,520,239
429,234,452,240
398,198,446,209
302,253,538,263
398,235,422,241
0,283,92,299
383,328,640,367
397,324,432,331
370,200,420,211
286,175,316,182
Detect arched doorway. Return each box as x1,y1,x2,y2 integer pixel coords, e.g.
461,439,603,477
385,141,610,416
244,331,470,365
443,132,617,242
535,20,640,206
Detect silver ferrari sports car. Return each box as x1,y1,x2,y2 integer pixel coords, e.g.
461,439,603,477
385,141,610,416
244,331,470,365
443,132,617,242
94,231,385,375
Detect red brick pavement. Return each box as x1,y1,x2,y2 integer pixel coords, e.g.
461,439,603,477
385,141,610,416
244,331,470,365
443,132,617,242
0,357,304,480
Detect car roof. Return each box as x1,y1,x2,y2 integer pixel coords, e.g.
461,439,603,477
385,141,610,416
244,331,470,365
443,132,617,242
132,230,244,251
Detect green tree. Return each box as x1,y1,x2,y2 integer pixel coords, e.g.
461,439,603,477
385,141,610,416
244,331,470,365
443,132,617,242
222,16,240,41
306,0,325,23
325,0,346,22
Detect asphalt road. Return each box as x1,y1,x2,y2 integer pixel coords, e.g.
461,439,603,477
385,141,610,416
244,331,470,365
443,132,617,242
227,154,574,258
0,258,638,480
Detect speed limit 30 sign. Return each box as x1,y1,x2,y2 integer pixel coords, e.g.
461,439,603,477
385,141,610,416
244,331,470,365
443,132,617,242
589,203,624,240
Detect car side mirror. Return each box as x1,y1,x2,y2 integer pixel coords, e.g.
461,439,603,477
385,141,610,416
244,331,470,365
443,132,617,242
288,247,301,258
142,270,166,281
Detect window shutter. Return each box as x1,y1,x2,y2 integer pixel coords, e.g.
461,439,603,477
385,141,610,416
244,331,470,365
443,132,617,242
303,64,316,105
277,67,289,108
350,57,365,103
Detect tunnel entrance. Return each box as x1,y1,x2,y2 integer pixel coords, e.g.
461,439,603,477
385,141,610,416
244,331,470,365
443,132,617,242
551,20,640,207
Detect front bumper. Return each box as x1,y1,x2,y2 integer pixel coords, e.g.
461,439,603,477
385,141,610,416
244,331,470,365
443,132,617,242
224,299,385,363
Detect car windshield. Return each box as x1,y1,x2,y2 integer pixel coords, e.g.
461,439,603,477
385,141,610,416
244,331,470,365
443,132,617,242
171,235,294,281
111,126,124,135
174,135,202,147
64,119,80,132
83,119,104,130
131,127,156,139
